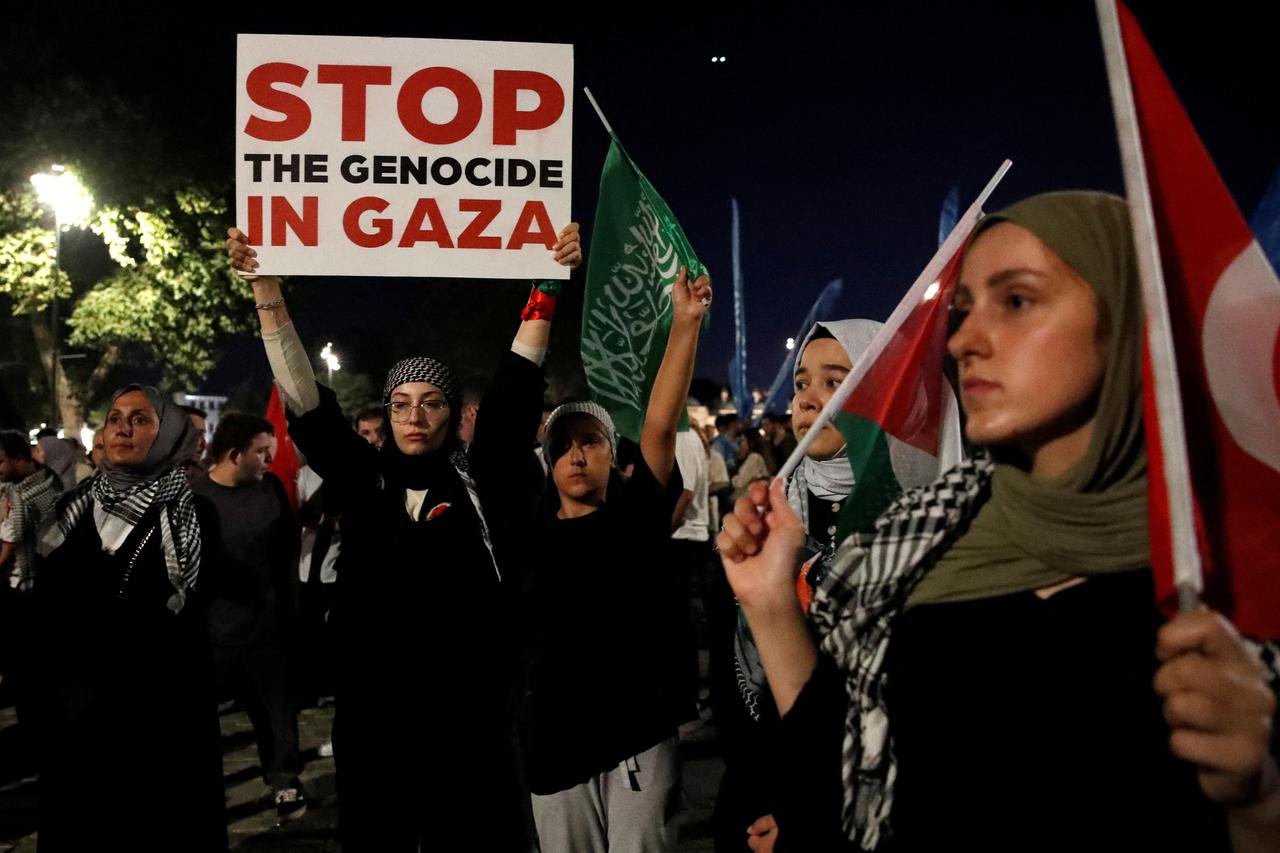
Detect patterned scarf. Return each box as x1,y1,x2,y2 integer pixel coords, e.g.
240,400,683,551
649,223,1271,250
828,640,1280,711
809,456,995,849
7,468,60,592
43,467,201,613
382,355,460,408
40,384,201,613
381,355,470,483
811,455,1280,850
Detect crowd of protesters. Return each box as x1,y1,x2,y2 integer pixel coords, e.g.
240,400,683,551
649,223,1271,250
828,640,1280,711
0,189,1277,853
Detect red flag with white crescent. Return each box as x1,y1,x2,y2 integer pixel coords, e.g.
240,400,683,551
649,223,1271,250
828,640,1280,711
265,383,300,513
1119,2,1280,638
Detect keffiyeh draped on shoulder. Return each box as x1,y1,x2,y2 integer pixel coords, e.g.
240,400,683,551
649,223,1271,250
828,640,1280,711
808,456,993,849
39,384,202,613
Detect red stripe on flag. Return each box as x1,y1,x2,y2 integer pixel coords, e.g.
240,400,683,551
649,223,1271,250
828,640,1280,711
843,253,960,457
266,384,300,514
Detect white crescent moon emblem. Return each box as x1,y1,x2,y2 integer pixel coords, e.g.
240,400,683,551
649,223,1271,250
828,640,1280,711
1201,240,1280,473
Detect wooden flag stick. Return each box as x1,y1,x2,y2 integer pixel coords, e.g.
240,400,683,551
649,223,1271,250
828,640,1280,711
775,159,1012,483
1096,0,1203,611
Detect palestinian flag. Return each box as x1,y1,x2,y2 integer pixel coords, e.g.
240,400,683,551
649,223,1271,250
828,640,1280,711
832,254,965,542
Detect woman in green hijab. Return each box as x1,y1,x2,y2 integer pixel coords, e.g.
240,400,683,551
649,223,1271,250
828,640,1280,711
718,192,1279,852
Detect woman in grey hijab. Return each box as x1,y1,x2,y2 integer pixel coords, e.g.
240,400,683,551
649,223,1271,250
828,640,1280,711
34,435,77,492
35,383,226,852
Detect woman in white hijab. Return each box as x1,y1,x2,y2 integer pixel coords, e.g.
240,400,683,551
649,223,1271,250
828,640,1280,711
718,319,962,851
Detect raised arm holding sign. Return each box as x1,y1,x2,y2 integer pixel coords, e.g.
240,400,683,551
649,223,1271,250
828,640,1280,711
225,219,580,851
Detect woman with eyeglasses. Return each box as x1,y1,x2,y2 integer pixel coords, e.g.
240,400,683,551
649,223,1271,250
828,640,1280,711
226,223,582,852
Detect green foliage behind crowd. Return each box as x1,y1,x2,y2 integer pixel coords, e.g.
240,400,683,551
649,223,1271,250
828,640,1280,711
0,177,253,420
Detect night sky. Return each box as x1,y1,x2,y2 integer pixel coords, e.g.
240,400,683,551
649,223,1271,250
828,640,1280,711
3,1,1277,404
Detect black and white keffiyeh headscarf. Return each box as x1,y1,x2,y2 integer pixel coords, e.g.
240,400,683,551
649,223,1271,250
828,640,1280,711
382,356,460,410
40,384,201,614
381,355,468,474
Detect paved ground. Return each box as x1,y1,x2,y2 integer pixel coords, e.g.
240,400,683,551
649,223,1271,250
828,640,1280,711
0,670,724,851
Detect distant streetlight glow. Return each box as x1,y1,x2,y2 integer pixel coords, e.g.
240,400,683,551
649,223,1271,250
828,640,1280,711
30,165,93,428
79,424,94,451
711,56,719,63
320,342,341,383
785,337,796,351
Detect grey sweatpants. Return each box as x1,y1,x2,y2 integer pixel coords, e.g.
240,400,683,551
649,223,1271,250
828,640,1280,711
530,736,679,852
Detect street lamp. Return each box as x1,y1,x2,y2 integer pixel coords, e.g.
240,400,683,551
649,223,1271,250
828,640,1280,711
320,342,341,384
30,165,93,428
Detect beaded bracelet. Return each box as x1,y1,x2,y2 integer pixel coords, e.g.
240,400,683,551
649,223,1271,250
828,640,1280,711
254,297,286,311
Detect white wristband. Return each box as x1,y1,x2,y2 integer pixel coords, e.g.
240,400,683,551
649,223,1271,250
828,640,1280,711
511,339,547,367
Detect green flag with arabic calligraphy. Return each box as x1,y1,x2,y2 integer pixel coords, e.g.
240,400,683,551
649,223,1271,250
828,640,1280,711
581,136,707,442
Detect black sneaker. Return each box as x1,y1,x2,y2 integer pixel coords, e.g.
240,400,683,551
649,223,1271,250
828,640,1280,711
274,786,307,821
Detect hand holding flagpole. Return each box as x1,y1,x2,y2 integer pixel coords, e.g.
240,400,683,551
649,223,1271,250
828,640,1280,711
1096,0,1202,612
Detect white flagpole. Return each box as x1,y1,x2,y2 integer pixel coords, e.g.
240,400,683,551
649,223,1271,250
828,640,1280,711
582,87,615,137
775,159,1012,484
1096,0,1203,611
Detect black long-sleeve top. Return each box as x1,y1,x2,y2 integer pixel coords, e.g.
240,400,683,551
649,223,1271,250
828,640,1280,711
775,570,1232,852
474,350,690,794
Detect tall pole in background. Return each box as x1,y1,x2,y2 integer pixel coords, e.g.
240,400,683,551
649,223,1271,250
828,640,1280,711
50,216,61,427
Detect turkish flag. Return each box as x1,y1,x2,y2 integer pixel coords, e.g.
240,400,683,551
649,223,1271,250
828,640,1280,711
1119,2,1280,638
265,383,300,514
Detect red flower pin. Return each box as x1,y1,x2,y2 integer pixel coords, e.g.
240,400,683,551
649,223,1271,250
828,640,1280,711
424,502,451,522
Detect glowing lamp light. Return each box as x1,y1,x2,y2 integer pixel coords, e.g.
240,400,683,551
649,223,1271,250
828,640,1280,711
320,342,341,373
80,424,95,450
30,166,93,228
785,337,796,351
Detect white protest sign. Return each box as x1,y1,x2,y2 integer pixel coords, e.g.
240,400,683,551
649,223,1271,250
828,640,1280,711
235,34,573,279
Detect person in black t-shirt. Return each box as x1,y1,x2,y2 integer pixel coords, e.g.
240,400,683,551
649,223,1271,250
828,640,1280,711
473,264,712,852
192,412,305,821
